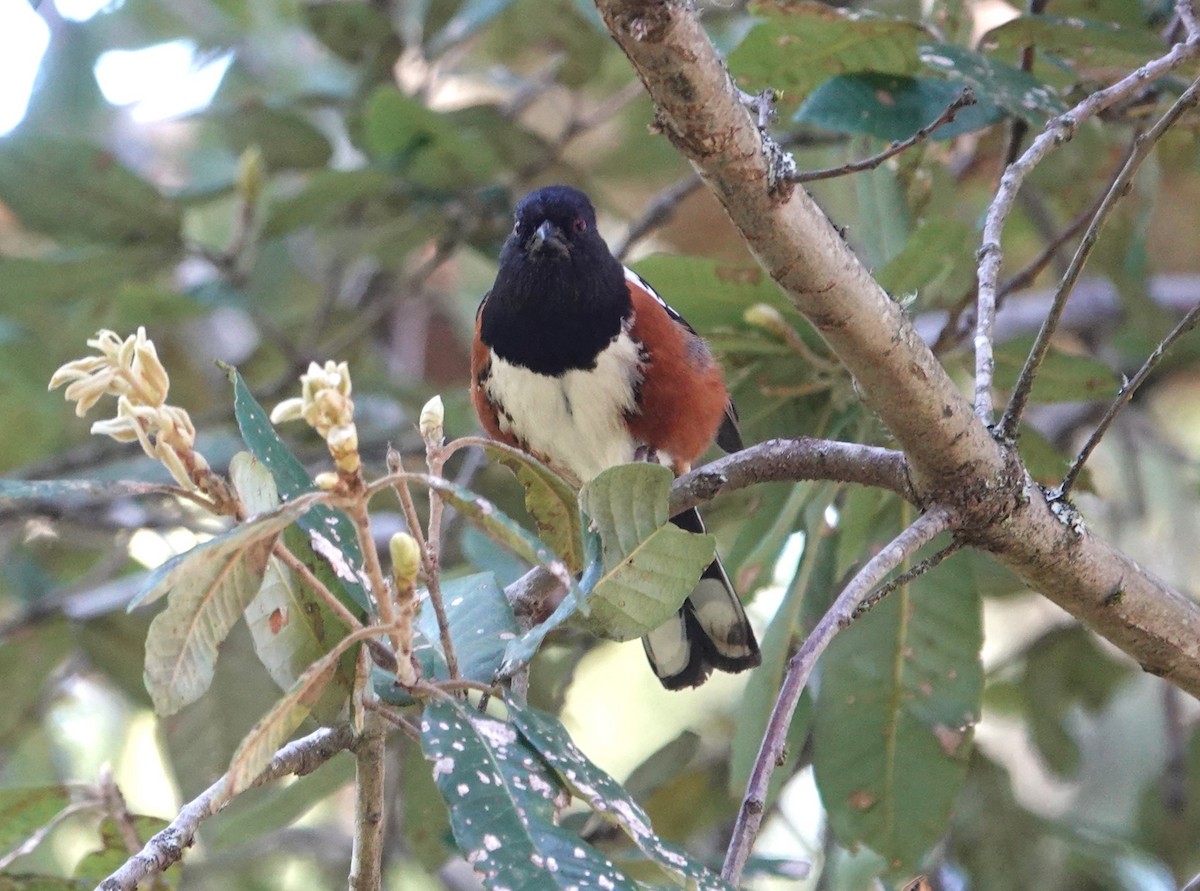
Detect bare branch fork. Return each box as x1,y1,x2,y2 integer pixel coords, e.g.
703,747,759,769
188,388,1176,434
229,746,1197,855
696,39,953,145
721,506,957,886
97,725,355,891
997,74,1200,441
972,35,1200,423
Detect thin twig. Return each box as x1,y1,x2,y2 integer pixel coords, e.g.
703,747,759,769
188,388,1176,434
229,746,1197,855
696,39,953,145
931,145,1134,355
386,447,460,681
347,499,405,667
97,725,356,891
851,538,963,619
613,174,703,260
1058,300,1200,497
973,36,1200,424
790,89,976,184
998,75,1200,441
1179,0,1200,40
273,543,364,632
722,506,956,887
348,723,386,891
362,699,422,741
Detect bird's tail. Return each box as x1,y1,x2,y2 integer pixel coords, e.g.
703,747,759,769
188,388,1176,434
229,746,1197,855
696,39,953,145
641,508,762,690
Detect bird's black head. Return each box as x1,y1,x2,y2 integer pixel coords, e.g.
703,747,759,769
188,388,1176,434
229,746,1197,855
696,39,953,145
481,185,629,373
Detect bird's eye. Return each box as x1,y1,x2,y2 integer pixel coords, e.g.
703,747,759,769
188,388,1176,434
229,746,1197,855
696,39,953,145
572,216,587,233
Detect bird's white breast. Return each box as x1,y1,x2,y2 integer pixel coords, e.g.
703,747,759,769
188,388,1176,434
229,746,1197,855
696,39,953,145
486,330,644,484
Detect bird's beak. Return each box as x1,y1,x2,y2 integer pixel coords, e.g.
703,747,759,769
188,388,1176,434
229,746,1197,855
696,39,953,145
528,220,569,257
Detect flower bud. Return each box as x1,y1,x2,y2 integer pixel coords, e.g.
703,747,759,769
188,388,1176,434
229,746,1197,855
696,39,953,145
419,395,444,446
236,145,265,207
743,303,791,339
389,532,421,590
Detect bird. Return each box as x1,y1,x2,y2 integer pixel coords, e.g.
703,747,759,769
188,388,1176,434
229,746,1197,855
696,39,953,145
470,184,761,689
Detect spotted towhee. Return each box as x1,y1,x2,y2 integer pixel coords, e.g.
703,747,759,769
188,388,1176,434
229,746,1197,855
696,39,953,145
471,185,761,689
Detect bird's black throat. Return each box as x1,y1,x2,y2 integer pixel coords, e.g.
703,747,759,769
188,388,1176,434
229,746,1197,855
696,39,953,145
480,238,629,375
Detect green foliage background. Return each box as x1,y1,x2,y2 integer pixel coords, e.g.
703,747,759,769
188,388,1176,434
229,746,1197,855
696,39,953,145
2,0,1200,888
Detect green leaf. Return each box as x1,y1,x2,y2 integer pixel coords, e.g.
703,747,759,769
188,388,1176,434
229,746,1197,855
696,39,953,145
499,530,598,676
219,642,344,803
796,74,1003,142
0,247,177,305
509,701,736,891
361,87,501,188
420,697,638,891
1018,626,1129,776
0,787,69,857
981,14,1167,73
875,217,977,305
261,169,394,238
629,255,793,333
854,161,912,269
302,1,401,64
228,365,370,613
220,105,333,170
814,550,984,875
427,476,575,586
231,453,353,723
203,752,353,850
0,479,179,504
426,0,518,56
73,815,171,885
0,137,180,244
1018,425,1094,492
729,1,931,102
138,503,311,715
730,510,839,799
375,572,519,705
919,43,1067,124
577,464,715,642
0,876,85,890
476,438,584,573
992,337,1121,403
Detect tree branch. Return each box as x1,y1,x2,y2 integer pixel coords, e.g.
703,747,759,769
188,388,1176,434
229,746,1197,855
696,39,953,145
1059,299,1200,497
348,725,386,891
722,506,956,886
998,75,1200,440
97,725,355,891
594,0,1200,697
973,35,1200,424
669,438,911,515
790,88,975,184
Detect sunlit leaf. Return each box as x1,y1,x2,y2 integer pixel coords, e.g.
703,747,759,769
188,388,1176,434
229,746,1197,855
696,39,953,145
231,453,353,723
629,254,794,332
577,463,715,642
471,437,583,573
228,365,370,613
421,697,638,891
219,636,352,802
138,502,314,715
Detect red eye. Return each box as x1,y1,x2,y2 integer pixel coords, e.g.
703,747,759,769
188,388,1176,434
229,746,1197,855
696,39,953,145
572,216,586,233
